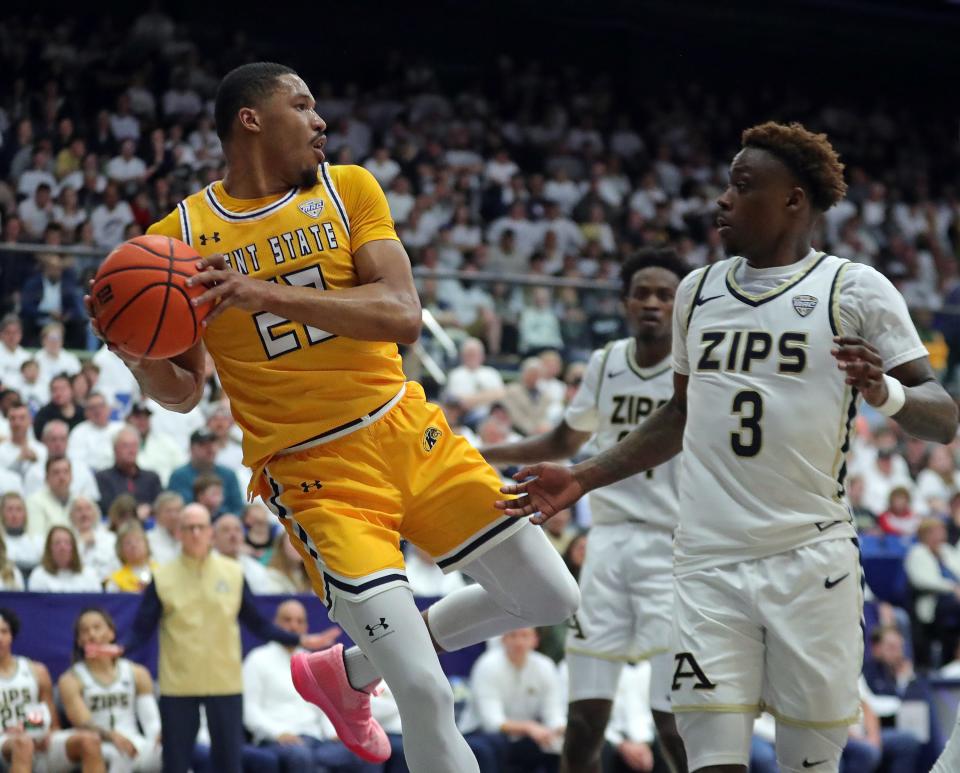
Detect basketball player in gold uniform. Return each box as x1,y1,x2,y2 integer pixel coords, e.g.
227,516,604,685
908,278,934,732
87,63,578,773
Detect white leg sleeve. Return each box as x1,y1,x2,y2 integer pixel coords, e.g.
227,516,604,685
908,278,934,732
335,586,480,773
675,711,754,771
427,524,580,652
774,721,847,773
933,714,960,773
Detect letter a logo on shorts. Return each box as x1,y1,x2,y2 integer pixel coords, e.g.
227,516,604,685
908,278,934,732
672,652,717,691
422,427,442,453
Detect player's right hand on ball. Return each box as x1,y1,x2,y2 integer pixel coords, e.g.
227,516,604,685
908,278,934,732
495,463,583,524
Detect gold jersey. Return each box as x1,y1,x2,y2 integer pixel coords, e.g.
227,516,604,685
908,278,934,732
148,163,405,488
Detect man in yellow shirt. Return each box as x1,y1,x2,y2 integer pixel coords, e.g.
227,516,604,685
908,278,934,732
87,63,577,773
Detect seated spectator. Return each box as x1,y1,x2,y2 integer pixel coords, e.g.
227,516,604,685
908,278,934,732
403,544,468,597
59,608,162,772
33,322,81,387
69,495,117,582
501,357,555,437
126,401,185,487
19,254,86,348
104,521,154,593
24,419,100,501
0,608,106,772
17,182,54,239
107,493,139,533
861,445,915,516
27,525,102,591
262,532,312,594
905,517,960,657
0,316,29,386
863,626,930,713
9,359,49,413
601,661,662,773
106,138,147,188
857,678,924,772
95,425,162,516
0,403,46,484
461,627,565,773
518,288,565,355
168,430,244,517
25,456,74,539
877,486,920,537
445,338,506,415
32,374,83,441
0,533,25,590
242,600,361,773
147,491,183,565
848,474,879,534
213,514,272,593
0,492,41,571
917,446,960,517
242,503,276,560
90,182,134,249
194,474,226,519
67,392,124,473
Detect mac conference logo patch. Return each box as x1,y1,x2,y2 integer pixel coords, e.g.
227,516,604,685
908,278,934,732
791,294,818,317
298,199,325,218
422,427,442,452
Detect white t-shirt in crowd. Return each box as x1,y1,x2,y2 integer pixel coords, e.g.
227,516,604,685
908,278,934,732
27,566,102,592
445,365,505,404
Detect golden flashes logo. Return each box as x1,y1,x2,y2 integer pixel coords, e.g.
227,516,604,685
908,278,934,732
422,427,442,452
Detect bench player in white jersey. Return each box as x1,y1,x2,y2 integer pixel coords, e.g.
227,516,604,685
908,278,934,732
495,121,959,773
59,608,162,773
0,608,106,773
482,248,688,773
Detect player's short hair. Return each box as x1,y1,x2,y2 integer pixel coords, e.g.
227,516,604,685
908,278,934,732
742,121,847,212
214,62,297,143
620,248,689,297
0,608,20,639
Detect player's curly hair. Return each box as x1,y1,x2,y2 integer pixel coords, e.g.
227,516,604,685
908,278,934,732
620,248,689,297
742,121,847,212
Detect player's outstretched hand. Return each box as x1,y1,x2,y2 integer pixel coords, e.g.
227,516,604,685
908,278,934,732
299,626,342,651
495,463,584,524
186,254,270,326
831,336,886,405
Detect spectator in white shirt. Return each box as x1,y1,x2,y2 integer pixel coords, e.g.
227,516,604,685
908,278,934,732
0,492,40,572
90,182,134,249
242,601,354,773
543,168,580,216
125,401,184,487
147,491,182,565
485,150,520,187
108,93,140,142
538,202,584,257
34,321,81,386
15,149,57,199
518,288,565,355
9,359,50,413
461,627,565,772
17,182,54,239
386,176,415,225
67,392,124,472
106,139,147,188
916,446,960,517
0,404,46,483
0,315,30,386
603,662,658,773
26,456,74,539
905,518,960,654
488,202,539,259
213,514,273,593
363,147,401,188
445,338,506,414
68,495,117,582
24,419,100,501
162,72,203,122
27,524,102,591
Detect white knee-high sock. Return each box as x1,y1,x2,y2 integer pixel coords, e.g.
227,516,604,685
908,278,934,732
333,586,479,773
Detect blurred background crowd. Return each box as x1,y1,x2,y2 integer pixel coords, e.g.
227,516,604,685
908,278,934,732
1,0,959,770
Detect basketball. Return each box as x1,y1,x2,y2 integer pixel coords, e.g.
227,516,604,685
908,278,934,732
90,235,214,359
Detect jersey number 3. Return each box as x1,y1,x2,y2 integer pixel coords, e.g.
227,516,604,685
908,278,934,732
253,265,335,359
730,390,763,457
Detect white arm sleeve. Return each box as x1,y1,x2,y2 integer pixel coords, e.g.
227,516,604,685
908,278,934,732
135,694,161,741
563,348,605,433
671,269,703,376
838,263,928,371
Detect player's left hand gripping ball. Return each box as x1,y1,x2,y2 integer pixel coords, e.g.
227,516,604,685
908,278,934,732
186,253,273,326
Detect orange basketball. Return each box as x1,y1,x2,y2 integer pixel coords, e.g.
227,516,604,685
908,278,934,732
90,235,214,359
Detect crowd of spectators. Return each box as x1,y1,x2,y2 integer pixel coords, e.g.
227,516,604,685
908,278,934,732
0,7,960,773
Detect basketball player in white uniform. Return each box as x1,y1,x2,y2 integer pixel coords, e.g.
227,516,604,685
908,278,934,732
495,121,959,773
482,248,688,773
59,608,162,773
0,608,106,773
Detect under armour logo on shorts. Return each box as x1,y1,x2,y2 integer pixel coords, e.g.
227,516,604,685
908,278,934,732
300,480,323,493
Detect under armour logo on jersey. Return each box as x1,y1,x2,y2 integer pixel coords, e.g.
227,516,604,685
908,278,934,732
199,232,221,246
422,427,442,452
300,480,323,493
792,294,818,317
298,199,325,218
365,618,389,636
671,652,716,691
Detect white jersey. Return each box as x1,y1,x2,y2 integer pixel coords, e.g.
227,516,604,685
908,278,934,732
0,657,44,732
565,338,679,530
672,250,928,573
72,659,139,737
